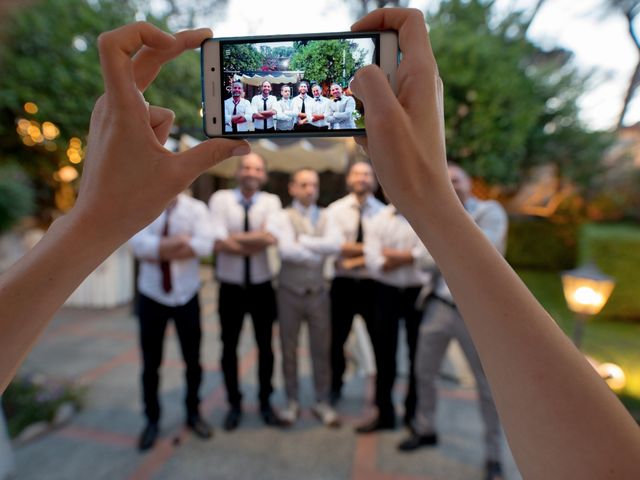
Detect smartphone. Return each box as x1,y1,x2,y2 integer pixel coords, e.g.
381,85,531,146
201,30,399,138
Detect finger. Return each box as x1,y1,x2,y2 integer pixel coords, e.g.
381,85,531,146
98,22,175,102
175,139,251,178
149,106,175,145
351,64,403,121
351,8,434,71
133,28,212,92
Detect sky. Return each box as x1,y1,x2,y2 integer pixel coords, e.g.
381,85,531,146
201,0,639,131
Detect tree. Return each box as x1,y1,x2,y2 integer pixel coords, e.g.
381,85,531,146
0,0,208,216
222,44,263,73
289,40,366,86
428,0,612,187
599,0,640,128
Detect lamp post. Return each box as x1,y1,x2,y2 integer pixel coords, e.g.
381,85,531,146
561,263,615,349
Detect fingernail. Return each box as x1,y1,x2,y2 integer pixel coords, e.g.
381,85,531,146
232,144,250,156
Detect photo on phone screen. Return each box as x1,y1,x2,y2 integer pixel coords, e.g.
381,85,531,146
201,32,397,138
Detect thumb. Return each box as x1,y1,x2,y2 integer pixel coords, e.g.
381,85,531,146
176,138,250,176
350,64,402,122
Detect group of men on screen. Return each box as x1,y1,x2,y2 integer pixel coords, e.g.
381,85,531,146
225,80,357,132
129,154,508,479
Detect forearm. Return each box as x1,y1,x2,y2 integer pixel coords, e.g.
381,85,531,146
408,191,640,478
231,231,275,248
0,210,126,391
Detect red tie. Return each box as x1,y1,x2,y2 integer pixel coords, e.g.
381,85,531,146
160,208,172,293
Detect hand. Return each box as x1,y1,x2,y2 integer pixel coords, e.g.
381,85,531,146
76,23,250,241
350,9,452,224
341,242,363,258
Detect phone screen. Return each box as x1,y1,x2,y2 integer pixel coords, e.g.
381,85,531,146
216,32,379,135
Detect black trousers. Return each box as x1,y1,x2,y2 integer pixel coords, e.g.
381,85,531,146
218,281,277,408
329,277,378,395
138,293,202,423
372,283,422,422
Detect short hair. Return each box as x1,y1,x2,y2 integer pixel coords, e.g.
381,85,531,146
237,152,267,172
281,85,291,92
231,81,243,88
347,160,373,175
299,80,309,88
289,167,318,184
261,80,271,88
330,83,342,90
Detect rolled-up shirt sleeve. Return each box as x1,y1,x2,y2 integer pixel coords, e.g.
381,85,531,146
363,217,385,274
130,221,161,261
189,202,216,257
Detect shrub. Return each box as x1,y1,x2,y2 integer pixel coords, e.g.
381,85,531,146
506,216,578,270
579,222,640,320
0,163,35,233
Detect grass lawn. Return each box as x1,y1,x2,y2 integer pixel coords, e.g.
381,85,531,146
517,269,640,420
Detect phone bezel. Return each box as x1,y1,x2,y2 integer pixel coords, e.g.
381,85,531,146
201,30,398,138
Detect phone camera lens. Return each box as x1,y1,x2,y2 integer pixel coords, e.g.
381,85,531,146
211,67,215,72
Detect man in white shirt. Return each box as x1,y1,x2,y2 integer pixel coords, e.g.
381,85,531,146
397,163,508,480
266,169,342,427
275,85,296,131
250,80,278,132
325,161,385,405
356,202,432,433
309,84,331,130
224,81,253,133
326,83,356,130
208,153,283,431
130,193,214,451
291,81,315,132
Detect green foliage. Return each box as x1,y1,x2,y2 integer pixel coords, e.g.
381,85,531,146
428,0,612,186
579,222,640,319
0,164,35,233
2,376,85,438
223,44,263,73
290,40,365,86
506,216,578,270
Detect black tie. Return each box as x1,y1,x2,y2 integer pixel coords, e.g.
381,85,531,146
160,207,173,293
232,101,238,133
243,201,251,286
301,97,305,114
263,98,268,129
355,206,364,243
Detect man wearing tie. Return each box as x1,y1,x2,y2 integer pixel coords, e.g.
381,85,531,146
309,84,331,130
292,81,314,131
251,80,278,132
326,83,356,130
208,153,283,431
356,201,432,433
275,85,296,131
130,193,214,451
325,161,385,405
224,81,253,133
266,168,342,427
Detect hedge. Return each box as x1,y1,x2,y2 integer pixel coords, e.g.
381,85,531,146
506,216,578,270
579,223,640,320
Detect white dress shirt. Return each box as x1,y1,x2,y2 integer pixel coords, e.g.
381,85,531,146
266,200,342,267
309,96,331,128
275,98,296,131
209,188,282,285
224,97,253,132
327,95,356,129
130,194,215,307
291,94,315,125
364,205,433,288
250,94,278,130
325,193,385,279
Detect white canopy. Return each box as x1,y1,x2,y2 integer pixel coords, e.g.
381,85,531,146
234,72,303,87
179,135,359,178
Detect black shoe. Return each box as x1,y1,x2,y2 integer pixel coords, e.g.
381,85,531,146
484,460,504,480
354,416,396,434
223,406,242,431
187,415,212,439
260,405,284,427
138,422,159,451
397,432,438,452
329,390,341,406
